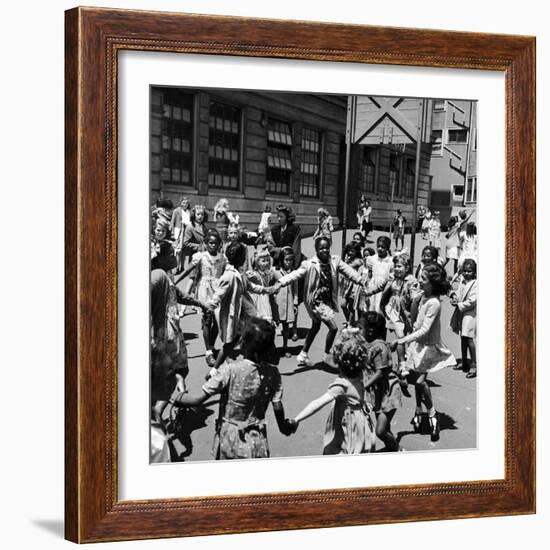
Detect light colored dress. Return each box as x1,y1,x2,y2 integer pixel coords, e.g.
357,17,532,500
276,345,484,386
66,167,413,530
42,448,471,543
191,251,227,303
380,274,420,337
402,295,457,373
453,279,477,338
365,339,402,414
246,268,278,323
458,234,478,269
366,254,393,313
202,359,283,460
323,375,375,454
428,218,442,249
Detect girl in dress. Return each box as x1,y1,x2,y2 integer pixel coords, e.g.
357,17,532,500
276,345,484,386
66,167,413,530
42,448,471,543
379,253,420,389
391,209,407,252
458,222,478,271
365,236,393,313
171,196,192,273
444,216,460,275
206,242,272,371
213,198,239,242
359,312,402,452
176,230,226,367
428,211,442,254
257,204,272,242
340,242,368,325
181,205,208,299
357,196,373,242
274,237,366,368
390,263,456,441
313,207,334,242
421,208,432,240
291,328,375,454
273,247,299,358
450,259,478,378
225,222,258,272
246,249,279,324
170,317,295,460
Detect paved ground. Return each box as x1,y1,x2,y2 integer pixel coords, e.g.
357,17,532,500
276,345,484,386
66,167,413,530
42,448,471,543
165,228,476,461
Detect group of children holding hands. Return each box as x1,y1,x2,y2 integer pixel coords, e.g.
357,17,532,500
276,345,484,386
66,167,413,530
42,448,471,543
151,196,478,460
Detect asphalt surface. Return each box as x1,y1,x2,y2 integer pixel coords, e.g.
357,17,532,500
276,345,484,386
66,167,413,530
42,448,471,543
165,229,476,461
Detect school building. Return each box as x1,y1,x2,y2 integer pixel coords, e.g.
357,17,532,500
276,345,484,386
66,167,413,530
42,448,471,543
150,88,476,235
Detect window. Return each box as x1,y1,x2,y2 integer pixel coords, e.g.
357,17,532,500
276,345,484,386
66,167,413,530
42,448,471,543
208,101,240,190
360,147,376,194
448,129,468,143
266,119,293,195
466,176,477,203
157,89,194,186
405,159,415,198
300,127,322,198
453,184,465,201
433,99,446,111
389,152,400,198
431,130,443,155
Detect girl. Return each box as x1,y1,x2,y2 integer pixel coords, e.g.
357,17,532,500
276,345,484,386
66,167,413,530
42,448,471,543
291,328,375,454
352,231,366,249
225,222,257,272
171,196,192,273
359,312,402,452
182,205,208,299
170,317,295,460
206,242,272,371
414,245,440,280
379,253,420,387
458,221,478,271
257,204,272,242
313,207,334,242
428,211,442,253
151,218,172,261
444,216,460,275
273,247,299,358
274,236,367,367
390,263,457,441
421,208,432,240
213,198,239,242
365,236,393,313
450,259,478,378
356,197,373,242
340,242,368,325
391,209,407,251
175,230,226,367
246,249,279,324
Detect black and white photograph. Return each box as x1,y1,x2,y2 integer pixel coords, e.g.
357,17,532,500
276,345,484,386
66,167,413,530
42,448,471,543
149,87,478,463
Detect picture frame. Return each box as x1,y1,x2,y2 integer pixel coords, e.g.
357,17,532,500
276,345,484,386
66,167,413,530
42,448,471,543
65,6,536,543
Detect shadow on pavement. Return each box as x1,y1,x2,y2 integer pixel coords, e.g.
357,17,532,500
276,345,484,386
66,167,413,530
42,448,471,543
396,411,458,443
283,361,339,376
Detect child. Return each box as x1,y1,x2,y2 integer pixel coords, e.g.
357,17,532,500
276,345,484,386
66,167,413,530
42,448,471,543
450,259,478,378
170,317,295,459
458,221,478,271
274,236,367,367
176,230,226,367
428,211,442,253
444,216,460,275
313,207,334,242
273,247,299,358
351,231,366,249
246,248,279,324
357,197,373,242
181,205,208,299
391,209,406,251
206,242,272,371
151,218,172,261
340,242,368,325
414,245,440,280
421,208,432,240
365,236,393,313
390,263,456,441
379,253,420,390
291,328,375,454
225,222,257,272
171,196,192,273
358,312,402,452
257,204,272,243
213,198,239,242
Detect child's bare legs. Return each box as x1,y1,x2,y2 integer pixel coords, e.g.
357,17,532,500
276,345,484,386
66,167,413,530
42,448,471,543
202,312,219,366
465,337,477,378
375,410,399,451
323,319,338,354
303,319,321,353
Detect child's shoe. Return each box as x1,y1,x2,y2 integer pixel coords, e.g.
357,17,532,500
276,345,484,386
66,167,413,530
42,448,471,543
429,413,440,441
411,413,422,433
296,351,312,366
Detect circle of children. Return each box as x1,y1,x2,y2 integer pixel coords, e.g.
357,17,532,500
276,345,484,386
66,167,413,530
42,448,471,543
150,194,478,462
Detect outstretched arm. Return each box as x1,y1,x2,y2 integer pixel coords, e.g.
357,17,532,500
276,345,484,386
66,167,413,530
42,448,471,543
294,392,335,424
171,389,209,407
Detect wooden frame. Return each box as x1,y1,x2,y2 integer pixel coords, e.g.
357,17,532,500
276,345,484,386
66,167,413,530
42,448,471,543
65,6,536,543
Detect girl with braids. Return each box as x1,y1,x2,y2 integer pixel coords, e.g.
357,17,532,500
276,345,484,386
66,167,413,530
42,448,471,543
291,328,375,455
170,317,295,460
390,263,456,442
